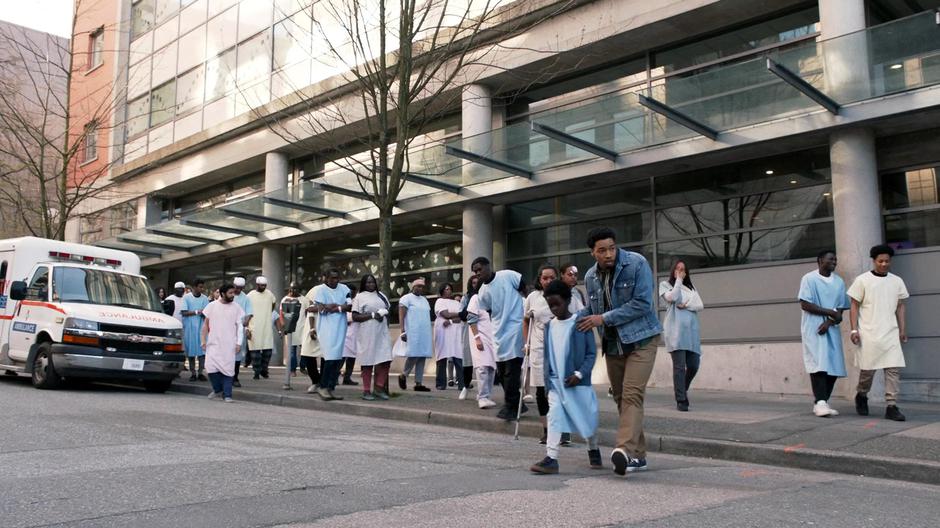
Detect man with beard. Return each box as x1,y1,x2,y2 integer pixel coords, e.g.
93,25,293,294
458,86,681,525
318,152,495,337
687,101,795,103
202,283,245,402
247,277,277,380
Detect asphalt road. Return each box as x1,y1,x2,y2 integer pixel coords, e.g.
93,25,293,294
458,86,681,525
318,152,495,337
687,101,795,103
2,376,939,528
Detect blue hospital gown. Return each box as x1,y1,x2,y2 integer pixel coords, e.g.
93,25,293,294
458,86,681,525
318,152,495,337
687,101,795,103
477,270,525,362
798,270,849,377
399,293,433,358
182,293,210,358
314,283,351,361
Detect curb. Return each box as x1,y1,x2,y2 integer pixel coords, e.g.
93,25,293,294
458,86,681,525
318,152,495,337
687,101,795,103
168,383,940,486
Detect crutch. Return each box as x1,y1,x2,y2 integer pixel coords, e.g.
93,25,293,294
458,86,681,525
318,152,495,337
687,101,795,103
514,311,534,439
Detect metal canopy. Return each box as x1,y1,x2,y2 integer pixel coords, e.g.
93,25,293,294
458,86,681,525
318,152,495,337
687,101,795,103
262,196,348,219
180,218,259,237
766,59,840,115
97,242,164,257
637,94,719,141
117,236,191,252
145,228,218,245
311,181,372,202
531,122,619,161
403,172,462,194
444,145,534,178
218,207,302,228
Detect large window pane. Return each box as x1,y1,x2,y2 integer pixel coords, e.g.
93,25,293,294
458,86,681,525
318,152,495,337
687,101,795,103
656,184,833,240
126,95,151,137
274,11,312,69
507,181,651,229
155,0,180,24
881,166,939,210
205,48,235,100
656,223,834,272
885,209,940,249
150,80,176,126
132,0,156,39
237,31,272,87
176,66,205,113
509,213,652,259
206,5,237,57
508,245,653,284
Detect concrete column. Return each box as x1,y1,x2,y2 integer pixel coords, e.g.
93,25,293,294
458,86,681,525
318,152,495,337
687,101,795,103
263,152,289,365
136,195,162,228
64,217,82,243
820,2,886,399
819,0,870,101
462,203,493,291
831,129,884,399
461,84,492,186
492,204,507,270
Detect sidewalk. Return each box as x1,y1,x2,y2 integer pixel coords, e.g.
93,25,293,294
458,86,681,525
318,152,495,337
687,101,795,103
171,368,940,485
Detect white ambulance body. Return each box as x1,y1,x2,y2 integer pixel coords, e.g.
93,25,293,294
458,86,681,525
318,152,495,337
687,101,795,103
0,237,183,391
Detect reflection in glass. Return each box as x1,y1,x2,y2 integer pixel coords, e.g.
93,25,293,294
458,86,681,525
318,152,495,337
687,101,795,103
885,209,940,250
150,80,176,127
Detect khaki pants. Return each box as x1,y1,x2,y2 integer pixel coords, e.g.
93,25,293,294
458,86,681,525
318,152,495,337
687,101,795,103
857,367,901,404
605,338,658,458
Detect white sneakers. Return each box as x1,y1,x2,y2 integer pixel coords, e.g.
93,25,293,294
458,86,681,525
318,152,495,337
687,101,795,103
208,391,219,400
522,393,535,404
307,384,318,394
813,400,839,417
458,387,468,400
478,398,497,409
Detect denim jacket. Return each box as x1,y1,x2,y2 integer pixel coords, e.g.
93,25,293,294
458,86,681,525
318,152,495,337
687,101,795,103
580,248,662,345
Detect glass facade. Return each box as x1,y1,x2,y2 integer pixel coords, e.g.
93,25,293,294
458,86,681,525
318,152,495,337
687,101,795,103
883,164,940,249
507,148,834,278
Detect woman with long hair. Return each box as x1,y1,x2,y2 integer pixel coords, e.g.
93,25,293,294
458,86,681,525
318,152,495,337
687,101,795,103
433,283,464,391
351,274,393,400
659,260,704,412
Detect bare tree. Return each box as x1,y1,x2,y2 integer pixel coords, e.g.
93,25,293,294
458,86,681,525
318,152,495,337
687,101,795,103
256,0,576,291
0,1,129,241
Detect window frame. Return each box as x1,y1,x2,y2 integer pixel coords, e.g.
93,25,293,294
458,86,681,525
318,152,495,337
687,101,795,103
82,122,98,164
88,26,105,71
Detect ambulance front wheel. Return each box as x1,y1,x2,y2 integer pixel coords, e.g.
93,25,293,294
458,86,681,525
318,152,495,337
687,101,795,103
32,342,63,390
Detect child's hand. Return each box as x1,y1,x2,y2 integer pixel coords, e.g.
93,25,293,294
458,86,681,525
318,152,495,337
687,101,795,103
564,374,580,387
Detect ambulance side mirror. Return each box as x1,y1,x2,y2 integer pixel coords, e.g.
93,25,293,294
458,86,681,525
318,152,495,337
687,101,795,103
9,281,27,301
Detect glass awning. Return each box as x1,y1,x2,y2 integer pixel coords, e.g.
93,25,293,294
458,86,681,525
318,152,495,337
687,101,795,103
97,11,940,262
444,11,940,175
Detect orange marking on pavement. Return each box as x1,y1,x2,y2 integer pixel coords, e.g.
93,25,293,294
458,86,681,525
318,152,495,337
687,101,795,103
739,469,768,478
863,421,878,429
783,443,806,453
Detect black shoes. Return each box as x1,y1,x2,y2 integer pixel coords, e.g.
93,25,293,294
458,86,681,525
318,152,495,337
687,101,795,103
677,400,689,412
342,378,359,386
530,456,559,474
496,404,528,421
885,405,906,422
253,374,260,380
398,374,407,390
197,373,207,381
189,374,197,382
232,380,241,388
855,393,869,416
588,449,603,469
560,432,571,446
414,384,431,392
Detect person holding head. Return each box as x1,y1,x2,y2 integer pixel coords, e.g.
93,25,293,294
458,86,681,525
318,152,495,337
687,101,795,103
156,287,172,316
181,279,210,381
398,277,434,392
848,244,910,422
231,277,253,387
659,261,704,412
202,283,244,402
561,263,587,312
247,277,277,380
313,268,352,400
351,274,392,400
465,275,498,409
341,285,360,385
434,283,464,391
523,264,560,443
798,250,849,417
577,227,661,476
530,279,601,474
472,256,527,421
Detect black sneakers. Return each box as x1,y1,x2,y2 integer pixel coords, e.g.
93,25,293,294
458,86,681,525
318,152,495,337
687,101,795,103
885,405,906,421
588,449,603,469
855,393,869,416
530,456,559,474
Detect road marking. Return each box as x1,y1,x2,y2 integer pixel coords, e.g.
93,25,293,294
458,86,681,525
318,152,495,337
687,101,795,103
783,443,806,453
863,420,878,429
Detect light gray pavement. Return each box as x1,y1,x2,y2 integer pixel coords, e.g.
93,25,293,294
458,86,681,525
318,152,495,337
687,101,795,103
166,367,940,484
2,375,940,528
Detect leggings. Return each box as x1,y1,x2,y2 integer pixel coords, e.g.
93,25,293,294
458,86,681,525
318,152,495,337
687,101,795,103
810,371,838,402
361,361,391,393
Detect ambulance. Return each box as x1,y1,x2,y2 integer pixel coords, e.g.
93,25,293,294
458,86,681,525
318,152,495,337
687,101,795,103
0,237,183,391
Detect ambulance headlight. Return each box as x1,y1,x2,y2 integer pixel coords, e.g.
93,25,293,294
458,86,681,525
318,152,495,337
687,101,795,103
64,318,99,331
166,328,182,340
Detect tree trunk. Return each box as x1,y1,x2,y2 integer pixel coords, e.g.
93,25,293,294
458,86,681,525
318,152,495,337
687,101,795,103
377,211,394,295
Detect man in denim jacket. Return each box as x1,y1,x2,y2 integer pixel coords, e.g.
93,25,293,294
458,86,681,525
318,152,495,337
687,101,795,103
577,227,662,476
